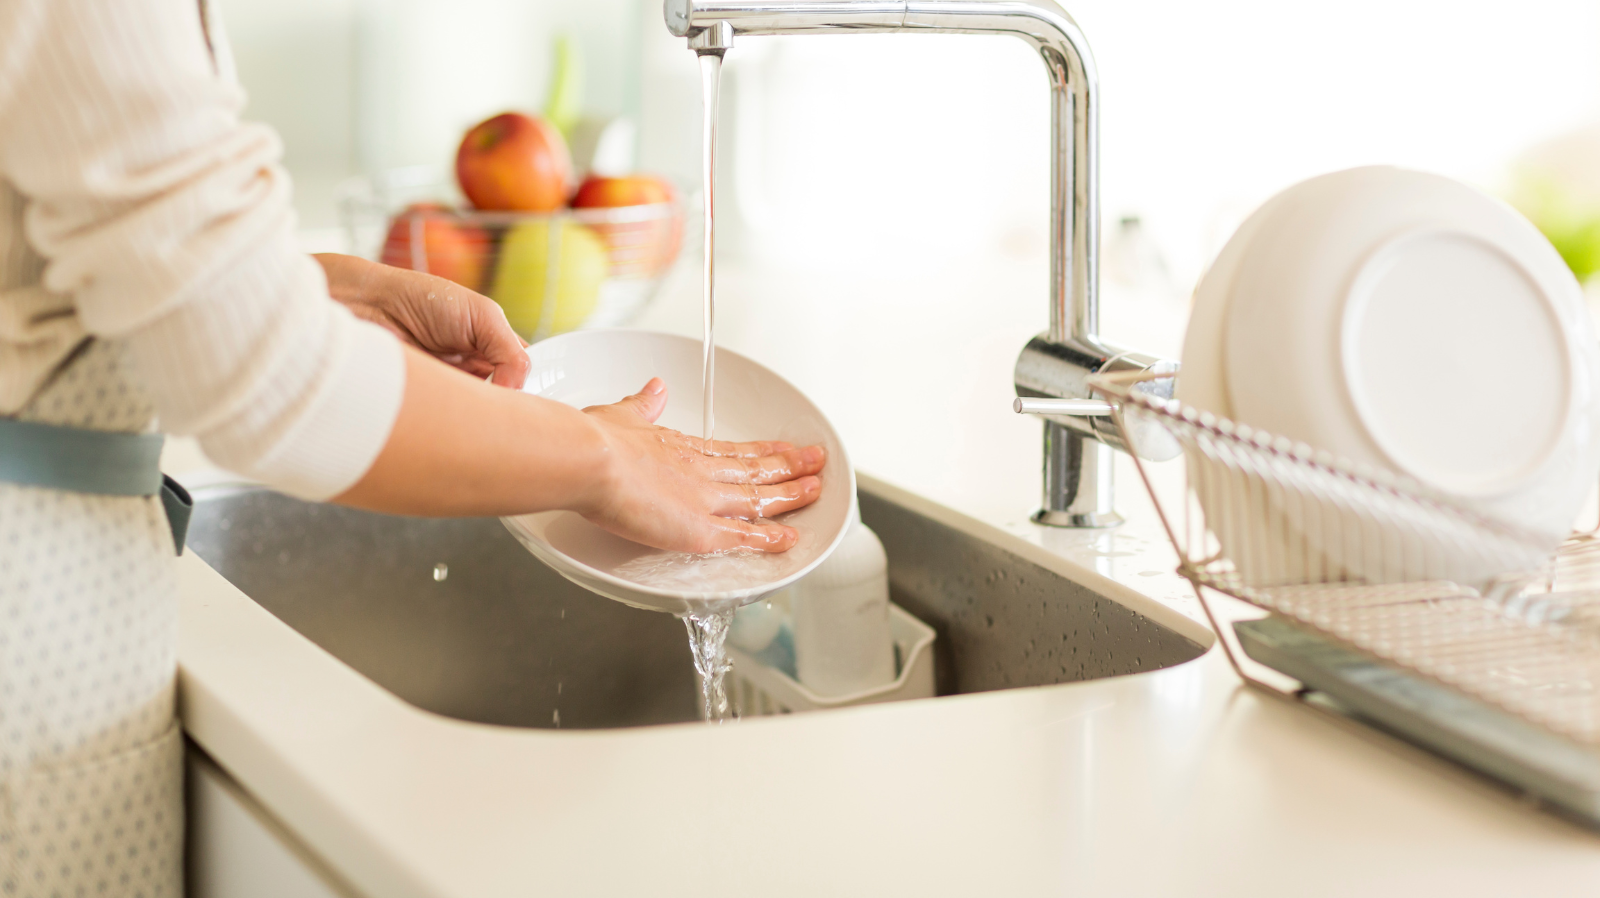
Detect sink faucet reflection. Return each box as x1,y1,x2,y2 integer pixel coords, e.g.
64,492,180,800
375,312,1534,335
665,0,1178,528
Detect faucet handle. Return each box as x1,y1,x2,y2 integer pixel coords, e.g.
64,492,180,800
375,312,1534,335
1013,387,1181,464
1013,397,1113,417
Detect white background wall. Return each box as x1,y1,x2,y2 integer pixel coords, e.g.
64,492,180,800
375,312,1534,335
636,1,1600,289
215,0,641,228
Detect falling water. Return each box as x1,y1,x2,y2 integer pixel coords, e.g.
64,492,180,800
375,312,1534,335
697,49,724,453
677,47,741,725
684,604,739,722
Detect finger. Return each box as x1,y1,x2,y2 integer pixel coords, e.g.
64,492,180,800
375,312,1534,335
698,438,797,458
698,516,800,554
454,357,497,379
469,296,531,389
487,352,531,389
709,445,826,484
597,378,668,423
712,476,821,520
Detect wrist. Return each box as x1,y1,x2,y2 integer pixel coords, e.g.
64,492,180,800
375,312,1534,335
315,253,388,305
566,409,622,519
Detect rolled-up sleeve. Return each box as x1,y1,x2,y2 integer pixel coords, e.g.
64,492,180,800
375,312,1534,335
0,0,403,500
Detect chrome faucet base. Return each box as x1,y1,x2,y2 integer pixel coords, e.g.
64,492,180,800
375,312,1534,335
1036,423,1121,528
1032,508,1123,529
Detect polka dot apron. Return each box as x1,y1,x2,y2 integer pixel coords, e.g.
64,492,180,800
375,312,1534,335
1,340,183,897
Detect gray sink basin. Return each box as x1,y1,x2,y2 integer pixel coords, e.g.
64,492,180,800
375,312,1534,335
187,482,1204,730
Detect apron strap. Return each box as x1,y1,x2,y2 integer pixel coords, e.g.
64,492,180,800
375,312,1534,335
0,417,190,555
160,474,193,556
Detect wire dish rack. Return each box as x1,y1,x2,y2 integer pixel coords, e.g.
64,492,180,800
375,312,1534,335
1091,369,1600,753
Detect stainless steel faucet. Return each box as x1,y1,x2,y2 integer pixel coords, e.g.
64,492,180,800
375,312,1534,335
666,0,1178,528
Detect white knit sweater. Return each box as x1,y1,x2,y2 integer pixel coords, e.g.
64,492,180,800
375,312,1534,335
0,0,404,499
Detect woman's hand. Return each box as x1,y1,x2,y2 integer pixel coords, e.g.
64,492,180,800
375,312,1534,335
314,253,530,389
337,350,827,554
578,378,827,554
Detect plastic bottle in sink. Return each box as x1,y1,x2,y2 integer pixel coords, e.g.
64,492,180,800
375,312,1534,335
792,517,897,696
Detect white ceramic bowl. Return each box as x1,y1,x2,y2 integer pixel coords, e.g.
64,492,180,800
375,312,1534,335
1177,189,1293,421
1181,166,1600,586
1178,191,1302,584
1226,167,1599,542
501,329,855,615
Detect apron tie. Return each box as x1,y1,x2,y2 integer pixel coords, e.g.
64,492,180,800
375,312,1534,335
0,417,191,555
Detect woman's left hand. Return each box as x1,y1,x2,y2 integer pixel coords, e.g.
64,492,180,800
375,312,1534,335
314,253,530,389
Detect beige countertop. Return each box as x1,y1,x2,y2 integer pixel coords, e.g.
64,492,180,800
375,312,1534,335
174,258,1600,895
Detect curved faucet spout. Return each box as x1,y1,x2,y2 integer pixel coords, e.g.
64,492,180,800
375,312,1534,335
667,0,1175,528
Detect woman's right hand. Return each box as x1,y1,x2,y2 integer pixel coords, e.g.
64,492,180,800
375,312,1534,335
336,350,825,555
576,378,827,554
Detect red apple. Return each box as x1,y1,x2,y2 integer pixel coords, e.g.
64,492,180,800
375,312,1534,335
571,175,674,209
380,203,490,291
570,175,683,277
455,112,573,212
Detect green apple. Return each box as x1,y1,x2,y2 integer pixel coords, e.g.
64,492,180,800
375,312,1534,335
1515,173,1600,283
490,219,607,338
1509,125,1600,284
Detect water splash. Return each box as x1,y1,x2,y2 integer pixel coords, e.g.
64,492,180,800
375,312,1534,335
683,602,739,723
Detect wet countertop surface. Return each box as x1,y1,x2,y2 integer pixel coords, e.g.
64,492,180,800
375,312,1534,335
172,259,1600,895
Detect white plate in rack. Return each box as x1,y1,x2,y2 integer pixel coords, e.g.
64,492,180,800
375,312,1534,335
1178,166,1600,587
1223,166,1600,548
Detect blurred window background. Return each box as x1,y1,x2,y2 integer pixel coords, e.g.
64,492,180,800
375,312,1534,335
222,0,1600,317
218,0,1600,508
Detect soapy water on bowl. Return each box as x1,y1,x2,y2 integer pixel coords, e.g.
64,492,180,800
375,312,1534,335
615,517,813,723
612,518,815,594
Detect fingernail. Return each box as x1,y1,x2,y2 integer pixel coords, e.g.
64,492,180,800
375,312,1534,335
643,378,665,395
773,526,798,551
804,446,826,464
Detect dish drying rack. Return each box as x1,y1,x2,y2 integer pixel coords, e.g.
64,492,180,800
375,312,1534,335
1091,369,1600,789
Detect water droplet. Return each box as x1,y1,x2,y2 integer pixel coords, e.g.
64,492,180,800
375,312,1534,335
433,563,448,582
552,708,561,727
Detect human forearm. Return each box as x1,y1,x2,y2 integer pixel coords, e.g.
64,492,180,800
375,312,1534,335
0,0,408,499
337,346,829,553
334,346,608,517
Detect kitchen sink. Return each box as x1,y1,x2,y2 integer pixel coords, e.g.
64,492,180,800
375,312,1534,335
186,480,1205,730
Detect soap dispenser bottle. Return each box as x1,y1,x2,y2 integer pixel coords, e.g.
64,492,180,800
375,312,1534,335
792,515,897,696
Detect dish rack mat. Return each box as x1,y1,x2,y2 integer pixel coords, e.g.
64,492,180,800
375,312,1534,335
1091,369,1600,749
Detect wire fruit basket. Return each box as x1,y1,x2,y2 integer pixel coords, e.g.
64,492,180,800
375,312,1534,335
1091,369,1600,770
339,168,691,341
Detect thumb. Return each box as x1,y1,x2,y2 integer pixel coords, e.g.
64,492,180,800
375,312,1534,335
614,378,668,423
